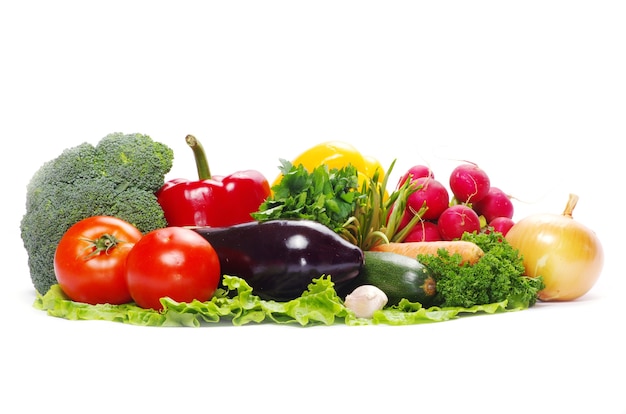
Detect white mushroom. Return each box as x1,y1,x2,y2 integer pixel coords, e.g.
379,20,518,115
344,285,388,318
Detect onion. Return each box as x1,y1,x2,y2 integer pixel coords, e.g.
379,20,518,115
505,193,604,301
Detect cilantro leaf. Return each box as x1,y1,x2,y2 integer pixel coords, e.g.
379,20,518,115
251,159,363,232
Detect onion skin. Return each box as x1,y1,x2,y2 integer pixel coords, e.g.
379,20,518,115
505,194,604,301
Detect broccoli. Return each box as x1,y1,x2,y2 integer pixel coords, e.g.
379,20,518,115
20,132,175,295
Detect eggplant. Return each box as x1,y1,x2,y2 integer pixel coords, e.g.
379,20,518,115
192,219,364,301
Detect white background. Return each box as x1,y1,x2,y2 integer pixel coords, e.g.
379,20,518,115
2,1,624,413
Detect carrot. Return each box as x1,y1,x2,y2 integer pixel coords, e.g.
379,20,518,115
370,240,484,265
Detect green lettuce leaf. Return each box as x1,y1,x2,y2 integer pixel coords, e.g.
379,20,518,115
34,276,520,327
346,298,508,326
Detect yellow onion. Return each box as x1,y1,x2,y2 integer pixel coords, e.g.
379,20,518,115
505,193,603,301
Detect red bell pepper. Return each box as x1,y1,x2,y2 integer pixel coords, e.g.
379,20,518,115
156,135,271,227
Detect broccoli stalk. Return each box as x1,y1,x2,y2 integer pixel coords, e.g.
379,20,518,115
20,132,175,294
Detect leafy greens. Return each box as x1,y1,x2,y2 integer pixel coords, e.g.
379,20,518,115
419,231,545,310
34,275,512,327
251,160,364,232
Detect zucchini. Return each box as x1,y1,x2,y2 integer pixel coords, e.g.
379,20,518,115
339,251,438,307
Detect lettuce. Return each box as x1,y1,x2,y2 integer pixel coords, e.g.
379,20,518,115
34,275,514,327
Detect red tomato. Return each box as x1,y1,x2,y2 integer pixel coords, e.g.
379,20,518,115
54,216,143,305
125,227,221,310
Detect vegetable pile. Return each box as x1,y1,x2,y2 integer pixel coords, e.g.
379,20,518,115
22,135,604,327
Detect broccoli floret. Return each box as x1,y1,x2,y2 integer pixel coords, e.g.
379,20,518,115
93,132,174,191
20,132,174,295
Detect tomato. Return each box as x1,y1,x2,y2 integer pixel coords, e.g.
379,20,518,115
54,216,143,305
125,227,221,310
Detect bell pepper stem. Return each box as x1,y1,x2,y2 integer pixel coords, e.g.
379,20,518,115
186,134,211,180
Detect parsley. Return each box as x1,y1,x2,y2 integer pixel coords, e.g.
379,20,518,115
251,159,364,233
418,232,545,310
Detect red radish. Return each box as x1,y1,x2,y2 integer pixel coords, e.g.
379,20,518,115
406,176,450,221
489,216,515,236
449,163,491,203
397,165,434,188
473,187,514,223
404,221,442,242
437,205,481,241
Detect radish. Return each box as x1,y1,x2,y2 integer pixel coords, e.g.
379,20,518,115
406,176,450,221
473,187,514,223
404,220,442,242
397,165,434,188
449,162,491,204
488,216,515,236
437,205,481,241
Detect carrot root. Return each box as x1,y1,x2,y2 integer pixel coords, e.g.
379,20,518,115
370,240,484,265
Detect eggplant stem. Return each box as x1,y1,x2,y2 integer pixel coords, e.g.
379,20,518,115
186,134,211,180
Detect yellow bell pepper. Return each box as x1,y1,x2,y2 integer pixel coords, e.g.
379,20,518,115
272,141,385,189
362,155,385,182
